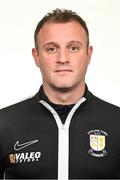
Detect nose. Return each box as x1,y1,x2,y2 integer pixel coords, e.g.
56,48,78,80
56,49,69,64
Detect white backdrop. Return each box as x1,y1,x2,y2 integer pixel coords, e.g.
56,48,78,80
0,0,120,108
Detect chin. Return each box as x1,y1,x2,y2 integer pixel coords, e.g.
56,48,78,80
51,84,74,92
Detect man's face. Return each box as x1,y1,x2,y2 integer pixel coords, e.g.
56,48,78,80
32,21,92,91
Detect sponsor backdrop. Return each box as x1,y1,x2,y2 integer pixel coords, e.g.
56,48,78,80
0,0,120,108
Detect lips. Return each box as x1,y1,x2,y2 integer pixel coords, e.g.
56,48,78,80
55,69,73,73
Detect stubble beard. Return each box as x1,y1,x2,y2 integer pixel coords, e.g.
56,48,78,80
47,79,84,93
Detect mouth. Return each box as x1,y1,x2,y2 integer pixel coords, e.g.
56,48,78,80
55,69,73,73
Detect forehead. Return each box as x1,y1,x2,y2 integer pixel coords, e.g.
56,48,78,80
37,21,88,44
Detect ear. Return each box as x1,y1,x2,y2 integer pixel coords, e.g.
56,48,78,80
32,48,40,67
87,46,93,64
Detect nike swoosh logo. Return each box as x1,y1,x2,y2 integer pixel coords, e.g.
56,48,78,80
14,139,38,151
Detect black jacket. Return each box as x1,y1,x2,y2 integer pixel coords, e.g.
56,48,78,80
0,87,120,179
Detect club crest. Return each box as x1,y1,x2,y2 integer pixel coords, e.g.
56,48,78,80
9,153,16,164
88,129,108,157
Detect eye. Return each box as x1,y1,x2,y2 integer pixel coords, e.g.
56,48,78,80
46,46,57,54
69,45,80,53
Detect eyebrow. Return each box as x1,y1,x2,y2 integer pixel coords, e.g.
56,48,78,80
67,41,83,45
43,40,83,48
43,42,59,48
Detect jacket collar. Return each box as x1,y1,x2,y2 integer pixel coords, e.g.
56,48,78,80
34,84,93,105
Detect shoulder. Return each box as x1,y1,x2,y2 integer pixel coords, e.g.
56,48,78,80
0,96,35,118
87,91,120,114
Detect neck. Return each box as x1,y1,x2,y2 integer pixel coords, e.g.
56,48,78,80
43,82,86,105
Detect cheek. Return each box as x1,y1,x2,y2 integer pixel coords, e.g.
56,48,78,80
73,56,89,73
38,58,54,76
39,62,49,75
39,53,56,66
38,54,49,68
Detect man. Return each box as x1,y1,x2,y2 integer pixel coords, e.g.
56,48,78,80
0,8,120,179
